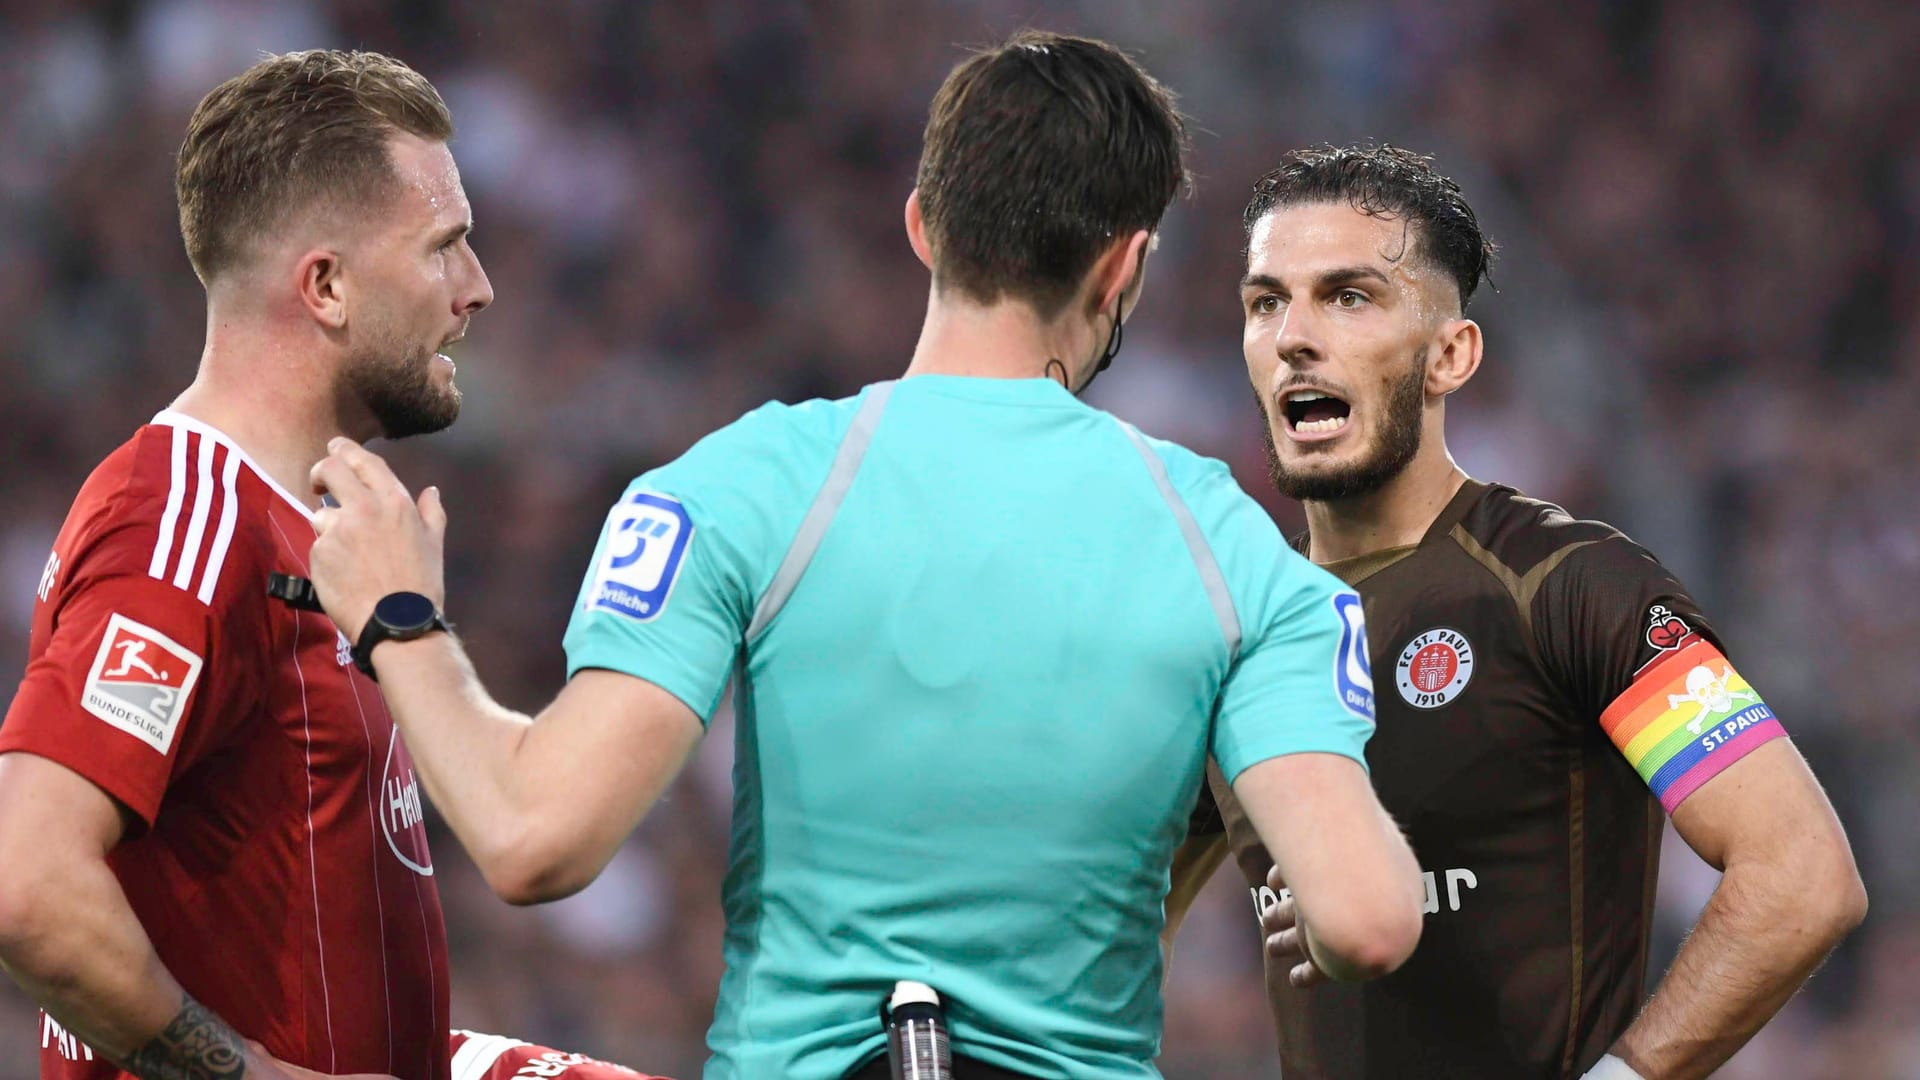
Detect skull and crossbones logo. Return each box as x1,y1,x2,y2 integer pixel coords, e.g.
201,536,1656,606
1669,663,1758,735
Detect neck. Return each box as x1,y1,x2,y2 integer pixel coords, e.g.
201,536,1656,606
167,313,363,511
1303,440,1469,565
902,287,1096,384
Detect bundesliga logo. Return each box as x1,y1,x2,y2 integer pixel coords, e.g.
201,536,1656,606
81,614,203,754
1396,627,1475,709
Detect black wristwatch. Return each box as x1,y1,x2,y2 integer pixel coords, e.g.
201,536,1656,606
352,591,450,679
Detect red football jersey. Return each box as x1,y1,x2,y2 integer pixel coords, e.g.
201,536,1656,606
1,411,449,1079
447,1031,666,1080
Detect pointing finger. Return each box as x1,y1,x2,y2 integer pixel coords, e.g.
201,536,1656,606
325,437,408,500
311,453,374,508
417,486,447,540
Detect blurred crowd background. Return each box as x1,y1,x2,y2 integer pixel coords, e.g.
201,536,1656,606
2,0,1916,1075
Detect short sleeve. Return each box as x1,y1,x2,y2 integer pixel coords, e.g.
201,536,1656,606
1159,447,1376,785
562,406,817,725
1213,564,1377,784
562,483,752,724
0,573,233,828
1533,537,1786,812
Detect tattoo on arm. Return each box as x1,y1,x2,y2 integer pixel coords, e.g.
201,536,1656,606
121,997,248,1080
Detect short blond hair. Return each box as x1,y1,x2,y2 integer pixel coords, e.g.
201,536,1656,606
176,50,453,282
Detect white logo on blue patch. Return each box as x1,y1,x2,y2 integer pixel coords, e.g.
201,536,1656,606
587,492,693,622
1331,592,1376,721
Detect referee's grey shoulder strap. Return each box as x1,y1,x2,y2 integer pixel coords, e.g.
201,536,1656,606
1114,418,1243,658
745,380,897,642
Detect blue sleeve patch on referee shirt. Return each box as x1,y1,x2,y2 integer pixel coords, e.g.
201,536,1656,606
1331,591,1376,720
586,492,693,622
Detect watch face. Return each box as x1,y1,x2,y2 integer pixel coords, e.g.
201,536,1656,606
374,591,438,632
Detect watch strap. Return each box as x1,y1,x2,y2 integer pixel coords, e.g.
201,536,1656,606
352,600,449,680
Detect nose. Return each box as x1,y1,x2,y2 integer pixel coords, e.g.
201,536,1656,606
1273,297,1323,369
459,245,494,316
1274,299,1320,372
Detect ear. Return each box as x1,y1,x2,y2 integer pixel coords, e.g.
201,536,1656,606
904,188,934,270
1427,318,1483,396
295,249,348,330
1094,229,1153,319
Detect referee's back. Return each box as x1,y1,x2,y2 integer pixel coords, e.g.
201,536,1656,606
562,374,1376,1078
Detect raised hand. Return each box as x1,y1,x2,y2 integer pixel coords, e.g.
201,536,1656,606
307,437,447,643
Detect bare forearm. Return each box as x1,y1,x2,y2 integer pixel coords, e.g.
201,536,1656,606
373,637,704,903
368,633,539,865
0,859,244,1075
1295,801,1422,981
1235,756,1423,980
121,999,250,1079
1615,861,1859,1078
1297,876,1425,983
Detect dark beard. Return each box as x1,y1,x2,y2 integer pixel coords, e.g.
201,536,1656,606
341,339,460,440
1263,350,1425,502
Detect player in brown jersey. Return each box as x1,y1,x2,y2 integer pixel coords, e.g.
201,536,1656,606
1168,145,1867,1079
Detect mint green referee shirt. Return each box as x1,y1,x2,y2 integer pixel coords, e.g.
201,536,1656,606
563,376,1377,1079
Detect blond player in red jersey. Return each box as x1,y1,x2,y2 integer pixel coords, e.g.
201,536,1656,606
0,50,659,1080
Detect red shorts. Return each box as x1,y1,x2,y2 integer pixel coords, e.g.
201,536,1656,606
448,1030,673,1080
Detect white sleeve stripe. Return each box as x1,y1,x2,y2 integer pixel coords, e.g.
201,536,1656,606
195,447,242,604
147,427,189,580
1114,419,1242,656
171,436,218,591
449,1032,529,1080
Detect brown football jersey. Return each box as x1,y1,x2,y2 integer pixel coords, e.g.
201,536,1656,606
1189,480,1787,1079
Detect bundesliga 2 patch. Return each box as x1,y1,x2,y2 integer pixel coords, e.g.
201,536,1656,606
587,491,693,622
81,613,203,754
1330,592,1376,720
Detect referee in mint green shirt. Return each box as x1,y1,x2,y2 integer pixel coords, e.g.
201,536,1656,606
305,30,1424,1080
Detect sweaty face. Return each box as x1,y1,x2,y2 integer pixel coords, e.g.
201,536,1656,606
1257,347,1424,500
1240,202,1452,502
341,313,457,440
337,134,492,440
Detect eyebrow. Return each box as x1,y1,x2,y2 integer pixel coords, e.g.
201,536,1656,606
432,221,473,247
1319,266,1393,290
1239,266,1395,291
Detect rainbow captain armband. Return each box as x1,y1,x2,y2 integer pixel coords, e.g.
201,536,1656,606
1599,638,1787,813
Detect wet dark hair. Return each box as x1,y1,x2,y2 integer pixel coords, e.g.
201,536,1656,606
1243,143,1496,311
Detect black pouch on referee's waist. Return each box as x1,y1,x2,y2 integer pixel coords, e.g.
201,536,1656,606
844,981,1042,1080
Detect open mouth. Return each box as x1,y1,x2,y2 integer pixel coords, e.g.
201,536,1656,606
1282,388,1352,437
